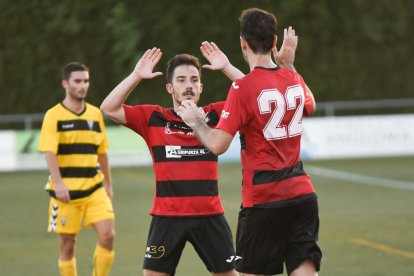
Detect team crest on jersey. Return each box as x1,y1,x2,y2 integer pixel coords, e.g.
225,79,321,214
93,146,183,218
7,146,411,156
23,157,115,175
165,145,209,158
61,216,67,226
87,120,94,130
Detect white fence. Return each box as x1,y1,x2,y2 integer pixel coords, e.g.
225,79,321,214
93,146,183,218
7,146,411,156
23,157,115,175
1,99,414,172
1,98,414,130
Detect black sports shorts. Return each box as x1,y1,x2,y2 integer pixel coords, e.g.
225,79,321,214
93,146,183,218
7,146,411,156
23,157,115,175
235,198,322,275
143,214,235,274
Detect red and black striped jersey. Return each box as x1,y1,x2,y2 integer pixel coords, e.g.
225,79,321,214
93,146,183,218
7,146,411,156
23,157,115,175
217,67,316,208
123,102,225,216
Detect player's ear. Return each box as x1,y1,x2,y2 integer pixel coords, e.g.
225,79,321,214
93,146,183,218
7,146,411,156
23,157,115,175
272,35,277,48
240,36,247,50
166,83,173,94
199,83,203,93
62,80,68,90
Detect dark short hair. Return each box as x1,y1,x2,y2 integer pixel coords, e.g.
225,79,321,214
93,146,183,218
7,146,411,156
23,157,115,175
166,54,201,83
239,8,277,54
62,62,89,81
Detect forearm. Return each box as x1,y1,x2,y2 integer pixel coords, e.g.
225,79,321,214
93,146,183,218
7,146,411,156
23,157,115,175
222,63,245,81
45,152,63,183
190,121,232,155
98,154,112,188
100,73,143,124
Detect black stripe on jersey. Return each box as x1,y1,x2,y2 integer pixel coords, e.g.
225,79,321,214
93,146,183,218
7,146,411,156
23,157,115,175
48,182,103,200
58,143,98,155
156,180,218,197
57,120,101,132
240,134,246,150
59,167,98,178
148,111,192,131
152,145,218,162
253,161,306,185
205,110,220,126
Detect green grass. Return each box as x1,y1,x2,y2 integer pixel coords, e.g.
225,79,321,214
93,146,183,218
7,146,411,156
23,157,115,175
1,156,413,275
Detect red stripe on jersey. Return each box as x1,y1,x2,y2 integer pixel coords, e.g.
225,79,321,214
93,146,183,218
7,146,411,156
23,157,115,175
154,161,218,181
151,196,224,216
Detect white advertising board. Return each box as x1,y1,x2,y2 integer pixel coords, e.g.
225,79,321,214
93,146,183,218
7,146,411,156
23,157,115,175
301,114,414,159
0,131,17,171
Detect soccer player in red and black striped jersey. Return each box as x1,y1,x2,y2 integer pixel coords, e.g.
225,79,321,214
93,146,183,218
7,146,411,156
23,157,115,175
100,49,243,276
178,8,322,276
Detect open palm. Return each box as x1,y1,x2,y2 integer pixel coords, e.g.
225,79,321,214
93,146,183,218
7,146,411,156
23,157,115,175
200,41,230,71
133,47,163,79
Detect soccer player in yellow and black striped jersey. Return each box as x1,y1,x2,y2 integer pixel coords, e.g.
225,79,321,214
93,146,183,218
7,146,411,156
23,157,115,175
39,62,115,276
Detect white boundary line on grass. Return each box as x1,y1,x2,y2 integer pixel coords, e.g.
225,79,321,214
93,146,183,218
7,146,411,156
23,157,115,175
306,166,414,191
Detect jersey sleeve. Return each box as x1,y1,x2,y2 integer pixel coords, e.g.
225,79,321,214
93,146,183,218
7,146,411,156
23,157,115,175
216,82,243,136
299,77,315,117
122,104,151,139
38,110,59,153
97,110,109,154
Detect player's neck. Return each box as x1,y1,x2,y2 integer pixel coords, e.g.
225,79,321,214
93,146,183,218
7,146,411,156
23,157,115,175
62,97,86,114
247,53,276,71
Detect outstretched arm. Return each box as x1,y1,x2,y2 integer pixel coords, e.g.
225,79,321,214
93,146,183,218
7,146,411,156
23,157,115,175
100,47,163,124
273,27,316,113
200,41,245,81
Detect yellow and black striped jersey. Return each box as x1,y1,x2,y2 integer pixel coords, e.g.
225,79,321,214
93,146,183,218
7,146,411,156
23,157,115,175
38,102,109,192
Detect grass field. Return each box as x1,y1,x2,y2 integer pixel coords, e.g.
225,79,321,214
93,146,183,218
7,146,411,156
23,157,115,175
1,156,413,275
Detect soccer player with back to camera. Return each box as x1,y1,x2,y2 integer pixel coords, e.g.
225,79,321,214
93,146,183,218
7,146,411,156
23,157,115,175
178,8,322,276
38,62,115,276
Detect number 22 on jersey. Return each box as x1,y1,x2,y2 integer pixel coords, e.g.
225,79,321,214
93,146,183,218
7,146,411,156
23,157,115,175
257,84,304,140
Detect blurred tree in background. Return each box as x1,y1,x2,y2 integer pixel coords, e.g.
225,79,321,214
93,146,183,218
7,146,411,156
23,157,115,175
1,0,413,114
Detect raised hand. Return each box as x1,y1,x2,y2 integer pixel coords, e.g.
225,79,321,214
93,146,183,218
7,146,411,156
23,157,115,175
272,26,298,70
200,41,230,71
133,47,163,79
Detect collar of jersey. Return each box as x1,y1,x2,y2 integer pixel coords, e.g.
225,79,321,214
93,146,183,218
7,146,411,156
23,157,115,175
254,66,280,71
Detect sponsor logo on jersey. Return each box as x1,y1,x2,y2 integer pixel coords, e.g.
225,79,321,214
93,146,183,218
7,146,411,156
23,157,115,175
61,123,74,129
221,110,230,119
165,145,209,158
232,82,240,89
165,122,191,135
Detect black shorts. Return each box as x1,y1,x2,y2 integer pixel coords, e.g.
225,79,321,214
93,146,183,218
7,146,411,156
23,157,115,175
143,214,235,274
235,198,322,275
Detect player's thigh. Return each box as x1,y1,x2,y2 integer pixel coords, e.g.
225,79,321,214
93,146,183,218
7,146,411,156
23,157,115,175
235,208,289,275
84,188,114,228
285,199,322,274
47,197,84,234
143,216,188,274
189,215,236,273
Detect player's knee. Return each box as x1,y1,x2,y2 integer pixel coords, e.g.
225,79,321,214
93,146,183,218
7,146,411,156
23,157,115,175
60,235,76,258
100,228,115,246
